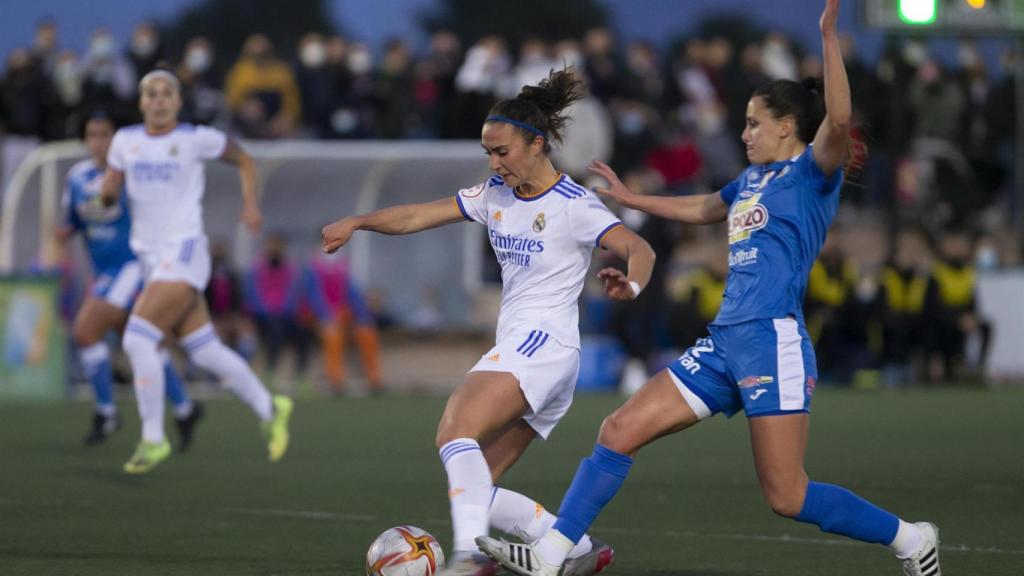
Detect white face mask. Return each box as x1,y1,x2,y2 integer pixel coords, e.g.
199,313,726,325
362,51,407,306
348,50,372,74
132,34,157,58
975,247,998,271
55,60,77,82
186,49,211,73
301,43,326,68
89,35,115,59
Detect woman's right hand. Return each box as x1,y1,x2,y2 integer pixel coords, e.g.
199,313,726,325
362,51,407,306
588,160,637,206
322,218,358,254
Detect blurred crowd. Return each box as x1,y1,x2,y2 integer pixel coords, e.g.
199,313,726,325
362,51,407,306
5,17,1020,388
1,20,1017,197
585,210,1004,389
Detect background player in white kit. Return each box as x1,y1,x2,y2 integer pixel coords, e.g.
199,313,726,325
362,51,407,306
101,70,292,474
59,112,202,449
322,68,655,576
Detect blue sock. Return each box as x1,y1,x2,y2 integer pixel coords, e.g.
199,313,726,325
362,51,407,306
80,343,114,414
163,360,191,410
795,481,899,545
552,444,634,544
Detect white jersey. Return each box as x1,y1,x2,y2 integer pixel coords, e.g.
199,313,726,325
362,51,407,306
106,123,227,255
456,174,622,350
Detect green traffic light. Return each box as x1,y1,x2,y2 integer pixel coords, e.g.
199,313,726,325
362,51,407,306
899,0,937,24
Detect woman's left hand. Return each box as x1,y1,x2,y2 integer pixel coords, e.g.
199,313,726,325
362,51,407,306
241,203,263,233
820,0,840,36
598,267,638,301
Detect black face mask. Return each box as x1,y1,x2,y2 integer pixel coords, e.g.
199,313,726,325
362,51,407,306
268,255,283,268
945,256,967,268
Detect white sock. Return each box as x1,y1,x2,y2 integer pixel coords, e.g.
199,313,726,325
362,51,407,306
182,323,272,421
489,487,593,558
890,520,924,559
534,529,575,567
440,438,491,552
122,317,166,443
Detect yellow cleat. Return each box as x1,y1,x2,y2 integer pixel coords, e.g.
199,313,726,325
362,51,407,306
263,395,293,462
123,440,171,474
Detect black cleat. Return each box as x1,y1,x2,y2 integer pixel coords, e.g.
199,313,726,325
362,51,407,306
173,402,204,453
83,412,122,446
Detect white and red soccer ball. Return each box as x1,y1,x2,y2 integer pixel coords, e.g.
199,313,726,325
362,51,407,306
366,526,445,576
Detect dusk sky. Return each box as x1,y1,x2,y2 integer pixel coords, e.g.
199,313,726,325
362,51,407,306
0,0,1013,72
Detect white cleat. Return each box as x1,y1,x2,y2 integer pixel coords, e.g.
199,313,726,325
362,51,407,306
437,551,499,576
476,536,559,576
901,522,941,576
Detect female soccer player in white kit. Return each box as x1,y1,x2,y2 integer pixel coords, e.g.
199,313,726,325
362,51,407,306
478,2,941,576
101,70,292,474
322,68,655,576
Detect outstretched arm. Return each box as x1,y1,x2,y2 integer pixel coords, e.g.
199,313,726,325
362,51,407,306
220,139,262,232
811,0,852,177
321,197,465,254
589,160,729,225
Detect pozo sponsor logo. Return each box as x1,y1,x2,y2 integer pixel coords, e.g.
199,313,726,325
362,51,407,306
728,194,768,244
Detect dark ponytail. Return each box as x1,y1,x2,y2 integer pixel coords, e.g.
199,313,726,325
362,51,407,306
487,67,586,153
753,77,826,145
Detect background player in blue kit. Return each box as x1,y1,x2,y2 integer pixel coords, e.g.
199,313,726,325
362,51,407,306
58,112,202,448
478,2,941,576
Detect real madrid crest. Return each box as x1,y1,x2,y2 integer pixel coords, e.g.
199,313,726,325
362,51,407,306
533,212,546,232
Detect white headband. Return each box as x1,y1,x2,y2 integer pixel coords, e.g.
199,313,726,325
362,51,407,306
139,69,181,93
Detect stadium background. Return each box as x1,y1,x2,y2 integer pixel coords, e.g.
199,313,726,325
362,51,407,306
0,1,1022,574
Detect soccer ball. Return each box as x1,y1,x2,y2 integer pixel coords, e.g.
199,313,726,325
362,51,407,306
365,525,445,576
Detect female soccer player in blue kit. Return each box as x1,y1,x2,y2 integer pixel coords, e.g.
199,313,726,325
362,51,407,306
478,2,941,575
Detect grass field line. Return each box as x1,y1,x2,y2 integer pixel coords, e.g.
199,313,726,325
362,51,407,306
220,505,1024,557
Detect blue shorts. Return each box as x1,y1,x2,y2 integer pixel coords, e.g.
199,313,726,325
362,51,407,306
667,317,817,419
91,260,144,311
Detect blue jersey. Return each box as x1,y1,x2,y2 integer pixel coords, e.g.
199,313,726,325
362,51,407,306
714,146,842,326
62,159,136,273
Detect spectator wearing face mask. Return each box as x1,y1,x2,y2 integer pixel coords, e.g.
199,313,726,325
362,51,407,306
42,50,84,140
322,42,378,139
375,38,415,139
294,33,334,138
176,37,227,127
225,34,301,138
127,21,165,79
922,231,991,383
80,29,136,120
30,19,60,77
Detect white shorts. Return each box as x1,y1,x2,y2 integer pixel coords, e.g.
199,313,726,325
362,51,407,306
138,236,211,291
469,329,580,440
92,260,144,310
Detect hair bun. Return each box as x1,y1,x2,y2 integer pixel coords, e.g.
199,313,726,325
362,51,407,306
801,76,824,95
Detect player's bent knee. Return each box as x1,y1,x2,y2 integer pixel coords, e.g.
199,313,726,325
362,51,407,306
122,328,158,360
597,411,640,454
762,486,805,518
72,320,99,347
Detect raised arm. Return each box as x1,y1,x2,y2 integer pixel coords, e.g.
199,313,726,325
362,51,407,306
321,196,466,254
220,139,262,232
588,160,729,225
811,0,852,177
